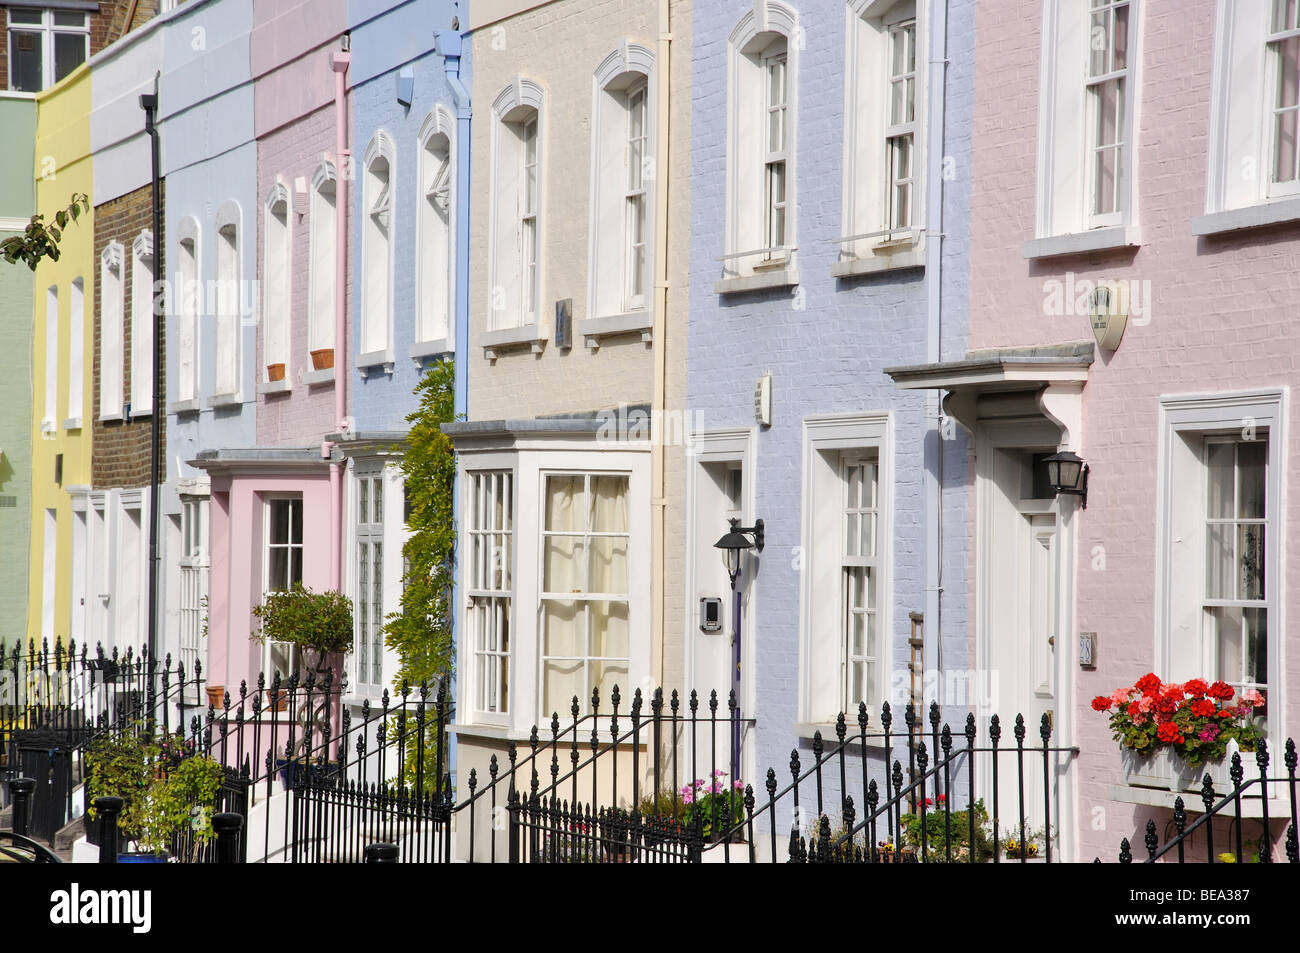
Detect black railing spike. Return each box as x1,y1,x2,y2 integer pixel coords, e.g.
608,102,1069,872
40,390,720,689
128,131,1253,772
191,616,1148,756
835,712,846,743
652,686,663,715
1286,738,1298,773
1201,774,1216,814
1013,713,1026,743
1256,741,1270,774
766,768,777,799
1172,798,1186,835
529,726,539,752
1230,752,1244,788
610,684,620,712
1286,825,1298,864
571,697,580,721
929,701,940,732
551,712,560,738
1145,818,1158,859
965,713,976,743
789,749,800,781
670,689,680,716
857,702,868,732
633,688,643,715
728,689,737,714
812,731,823,762
1040,711,1052,743
489,754,499,781
940,724,952,755
1119,838,1132,863
689,689,698,714
904,701,915,731
892,760,904,794
989,713,1002,742
709,689,718,715
591,685,600,715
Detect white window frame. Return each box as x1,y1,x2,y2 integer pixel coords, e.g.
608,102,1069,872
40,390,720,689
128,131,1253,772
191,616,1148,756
361,132,396,368
1155,389,1284,748
178,492,210,696
466,469,514,720
1032,0,1142,243
538,470,633,721
262,183,291,383
42,284,57,434
67,276,83,427
175,217,201,404
212,202,242,401
307,161,337,359
798,412,893,726
5,8,88,93
724,3,799,281
130,230,155,415
842,1,927,265
488,78,545,332
1085,0,1130,228
99,242,125,421
262,495,305,678
1267,1,1300,197
589,45,655,322
353,465,387,697
415,109,455,354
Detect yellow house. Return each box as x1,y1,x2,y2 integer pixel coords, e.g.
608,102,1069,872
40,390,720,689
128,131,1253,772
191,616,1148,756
27,64,94,649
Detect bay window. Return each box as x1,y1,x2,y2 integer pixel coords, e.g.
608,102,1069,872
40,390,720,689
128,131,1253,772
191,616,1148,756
468,471,513,716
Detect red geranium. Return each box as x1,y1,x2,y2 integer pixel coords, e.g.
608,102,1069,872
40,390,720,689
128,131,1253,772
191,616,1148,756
1127,701,1141,718
1208,680,1235,700
1156,722,1184,744
1091,696,1112,712
1155,694,1177,715
1184,678,1209,698
1135,673,1163,696
1190,698,1216,718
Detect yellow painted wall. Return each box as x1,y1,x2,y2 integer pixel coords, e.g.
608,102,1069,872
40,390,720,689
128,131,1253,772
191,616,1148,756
27,64,94,647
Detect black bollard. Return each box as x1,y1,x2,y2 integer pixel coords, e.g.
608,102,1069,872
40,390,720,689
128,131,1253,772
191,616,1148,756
363,842,399,863
8,778,36,837
94,796,125,864
212,812,244,864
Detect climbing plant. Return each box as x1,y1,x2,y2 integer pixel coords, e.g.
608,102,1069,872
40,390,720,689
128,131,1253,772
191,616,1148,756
0,193,90,270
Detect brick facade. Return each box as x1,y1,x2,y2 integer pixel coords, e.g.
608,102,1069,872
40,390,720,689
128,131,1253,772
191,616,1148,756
93,181,165,488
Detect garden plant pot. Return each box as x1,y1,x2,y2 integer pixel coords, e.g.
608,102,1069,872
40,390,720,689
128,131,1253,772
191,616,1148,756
1120,746,1174,790
266,363,285,382
1170,739,1241,794
205,685,226,711
310,348,334,371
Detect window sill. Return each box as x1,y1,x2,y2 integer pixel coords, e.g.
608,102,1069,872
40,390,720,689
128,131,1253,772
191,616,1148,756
206,393,243,409
831,247,925,278
303,368,335,387
580,310,652,349
356,349,395,379
129,407,155,420
62,417,83,432
479,324,547,362
713,268,799,295
169,398,201,415
1191,197,1300,236
1022,225,1142,260
409,337,452,366
257,379,291,395
1105,784,1286,819
99,412,123,423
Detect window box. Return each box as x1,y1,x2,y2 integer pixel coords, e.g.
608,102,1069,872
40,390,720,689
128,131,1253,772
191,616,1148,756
1119,743,1242,794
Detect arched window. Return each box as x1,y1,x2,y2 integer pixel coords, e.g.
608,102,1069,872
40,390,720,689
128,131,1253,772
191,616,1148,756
590,44,654,320
308,161,337,361
213,201,242,399
361,132,395,361
724,2,800,281
130,229,155,413
175,217,201,403
416,108,455,349
99,241,125,419
262,182,291,382
489,78,544,330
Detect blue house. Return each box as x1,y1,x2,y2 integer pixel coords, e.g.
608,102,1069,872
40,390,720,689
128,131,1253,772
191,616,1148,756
683,0,974,816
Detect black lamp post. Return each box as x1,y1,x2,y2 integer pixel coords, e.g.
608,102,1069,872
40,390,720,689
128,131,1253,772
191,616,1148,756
1044,450,1089,508
713,517,764,784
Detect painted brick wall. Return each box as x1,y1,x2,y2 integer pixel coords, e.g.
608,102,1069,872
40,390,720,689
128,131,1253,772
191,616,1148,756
687,0,974,782
93,182,166,488
255,101,348,446
968,0,1300,860
466,0,658,420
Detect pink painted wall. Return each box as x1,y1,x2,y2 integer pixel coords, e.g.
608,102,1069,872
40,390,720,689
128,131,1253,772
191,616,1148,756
205,472,334,694
253,0,350,447
970,0,1300,860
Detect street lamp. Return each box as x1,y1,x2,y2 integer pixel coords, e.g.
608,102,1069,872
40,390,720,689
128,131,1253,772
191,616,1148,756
1044,450,1089,509
713,518,763,785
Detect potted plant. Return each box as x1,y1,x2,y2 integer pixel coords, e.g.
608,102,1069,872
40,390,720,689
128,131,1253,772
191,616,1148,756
266,362,286,382
309,348,334,371
679,770,747,844
1093,674,1266,792
900,795,996,863
85,729,225,861
252,585,353,678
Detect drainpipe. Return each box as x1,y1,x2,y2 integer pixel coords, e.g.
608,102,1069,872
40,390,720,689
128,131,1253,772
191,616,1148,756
436,30,470,422
651,0,671,690
329,47,351,592
922,0,949,700
141,79,162,663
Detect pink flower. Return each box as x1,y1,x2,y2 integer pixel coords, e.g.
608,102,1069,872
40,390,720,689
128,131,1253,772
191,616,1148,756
733,779,745,791
1242,689,1265,708
1110,689,1131,707
712,769,725,777
681,791,694,805
1198,726,1219,743
1138,696,1154,713
712,781,724,794
1131,713,1147,725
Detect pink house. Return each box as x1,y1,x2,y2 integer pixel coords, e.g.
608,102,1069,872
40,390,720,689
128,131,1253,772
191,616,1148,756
198,0,352,702
891,0,1300,860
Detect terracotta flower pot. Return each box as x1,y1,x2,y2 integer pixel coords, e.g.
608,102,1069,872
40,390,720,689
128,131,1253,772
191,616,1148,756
266,362,285,382
310,348,334,371
205,685,226,711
